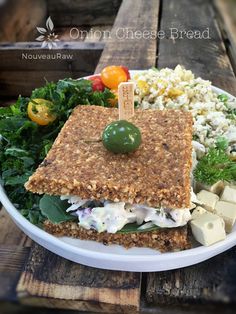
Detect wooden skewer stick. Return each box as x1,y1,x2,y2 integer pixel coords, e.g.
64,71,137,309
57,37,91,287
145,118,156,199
118,82,135,120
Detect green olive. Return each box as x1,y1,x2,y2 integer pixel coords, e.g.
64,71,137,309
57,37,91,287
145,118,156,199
102,120,142,154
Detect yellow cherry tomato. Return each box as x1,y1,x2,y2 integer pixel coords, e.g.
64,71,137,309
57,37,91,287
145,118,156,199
101,65,128,89
108,89,118,107
27,98,56,126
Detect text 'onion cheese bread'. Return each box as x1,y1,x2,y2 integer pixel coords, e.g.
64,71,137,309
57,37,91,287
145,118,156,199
25,105,193,252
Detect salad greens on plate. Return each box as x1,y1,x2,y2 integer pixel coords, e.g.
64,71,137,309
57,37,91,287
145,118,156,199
0,78,114,226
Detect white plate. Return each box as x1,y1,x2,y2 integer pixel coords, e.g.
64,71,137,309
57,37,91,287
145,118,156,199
1,71,236,272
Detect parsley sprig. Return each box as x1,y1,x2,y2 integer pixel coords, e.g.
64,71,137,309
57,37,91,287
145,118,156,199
194,137,236,185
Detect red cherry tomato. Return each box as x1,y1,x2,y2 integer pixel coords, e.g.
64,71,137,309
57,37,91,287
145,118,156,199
120,66,130,80
88,75,105,91
101,65,128,89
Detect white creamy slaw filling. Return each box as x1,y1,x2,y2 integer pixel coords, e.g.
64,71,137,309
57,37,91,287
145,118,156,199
61,195,192,233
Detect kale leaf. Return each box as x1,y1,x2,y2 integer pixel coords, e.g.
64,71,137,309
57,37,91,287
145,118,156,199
0,77,114,225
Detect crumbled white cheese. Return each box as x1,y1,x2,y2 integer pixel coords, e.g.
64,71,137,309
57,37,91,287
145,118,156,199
131,65,236,151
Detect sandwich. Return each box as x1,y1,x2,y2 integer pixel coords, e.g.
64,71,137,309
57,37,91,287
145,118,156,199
25,105,193,252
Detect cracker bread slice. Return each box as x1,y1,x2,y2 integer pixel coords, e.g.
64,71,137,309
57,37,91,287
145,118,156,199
25,106,193,209
44,220,191,252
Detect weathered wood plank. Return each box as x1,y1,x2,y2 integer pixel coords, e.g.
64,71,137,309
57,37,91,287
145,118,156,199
19,297,137,313
84,26,113,43
0,70,92,97
0,208,31,247
0,42,103,97
17,243,141,312
0,208,31,301
214,0,236,74
0,42,104,71
0,42,104,50
145,246,236,305
0,246,30,301
95,0,160,73
140,304,236,314
47,0,122,26
0,0,46,42
0,302,98,314
157,0,236,94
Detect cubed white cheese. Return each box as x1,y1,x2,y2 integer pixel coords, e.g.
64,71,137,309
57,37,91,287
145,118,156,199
221,186,236,204
215,201,236,233
197,190,219,212
195,181,225,196
190,202,197,210
191,206,207,220
190,212,226,246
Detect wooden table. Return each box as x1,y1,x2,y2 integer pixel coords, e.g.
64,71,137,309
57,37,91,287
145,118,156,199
1,0,236,313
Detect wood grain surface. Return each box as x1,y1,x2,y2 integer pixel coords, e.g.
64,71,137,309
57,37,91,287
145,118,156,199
214,0,236,73
157,0,236,95
0,0,46,42
0,42,103,97
1,0,236,313
47,0,122,26
145,247,236,305
17,244,141,313
95,0,160,72
0,209,31,302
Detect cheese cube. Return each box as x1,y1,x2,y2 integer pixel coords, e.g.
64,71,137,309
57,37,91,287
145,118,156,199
191,206,207,220
197,190,219,212
221,186,236,204
195,181,225,196
190,212,226,246
215,201,236,233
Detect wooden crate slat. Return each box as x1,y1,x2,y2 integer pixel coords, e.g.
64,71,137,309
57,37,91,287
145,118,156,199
0,0,46,42
157,0,235,86
84,26,113,43
0,208,32,247
0,42,104,71
0,209,32,301
0,70,93,97
47,0,122,26
0,42,103,97
214,0,236,74
145,247,236,305
95,0,160,72
17,243,141,312
0,245,30,302
18,297,138,313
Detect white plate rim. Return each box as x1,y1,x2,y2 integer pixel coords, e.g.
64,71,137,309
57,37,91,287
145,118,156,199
1,70,236,272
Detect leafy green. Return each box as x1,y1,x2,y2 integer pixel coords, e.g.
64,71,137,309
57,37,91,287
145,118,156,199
118,223,161,234
151,67,159,72
0,77,115,225
39,195,75,224
217,93,228,103
216,137,229,151
194,137,236,185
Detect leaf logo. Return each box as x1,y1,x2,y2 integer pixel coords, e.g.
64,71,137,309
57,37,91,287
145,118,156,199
36,17,59,49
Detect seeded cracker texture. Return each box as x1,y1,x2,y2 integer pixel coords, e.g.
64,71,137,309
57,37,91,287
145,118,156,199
44,221,190,252
25,105,193,208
